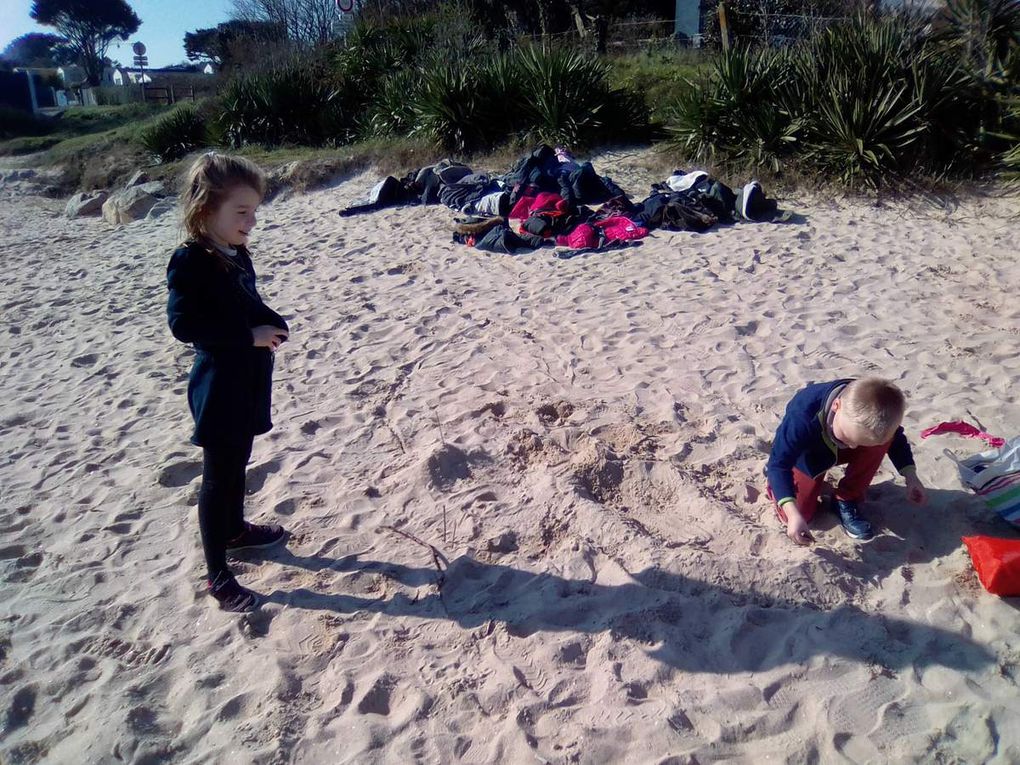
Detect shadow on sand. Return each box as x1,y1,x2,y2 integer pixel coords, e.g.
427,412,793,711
253,481,1002,675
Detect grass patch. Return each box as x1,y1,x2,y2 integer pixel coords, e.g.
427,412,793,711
608,49,712,126
0,103,166,157
0,135,64,156
14,106,172,191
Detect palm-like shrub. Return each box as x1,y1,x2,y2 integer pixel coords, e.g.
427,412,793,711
368,68,424,136
411,61,503,151
667,9,1018,189
997,96,1020,180
217,67,353,148
790,17,932,186
667,47,797,172
516,47,614,146
410,46,647,151
140,104,210,162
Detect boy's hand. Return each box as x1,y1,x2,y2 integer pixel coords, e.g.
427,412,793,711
787,517,813,545
905,473,928,506
784,506,813,545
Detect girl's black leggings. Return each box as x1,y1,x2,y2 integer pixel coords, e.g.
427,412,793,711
197,437,253,579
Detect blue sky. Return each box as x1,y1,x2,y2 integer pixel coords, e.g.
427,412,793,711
1,0,234,68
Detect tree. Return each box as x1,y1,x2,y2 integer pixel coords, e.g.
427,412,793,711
1,32,73,67
30,0,141,86
231,0,337,47
184,19,285,65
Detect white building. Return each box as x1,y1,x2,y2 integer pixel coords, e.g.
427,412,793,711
112,68,152,85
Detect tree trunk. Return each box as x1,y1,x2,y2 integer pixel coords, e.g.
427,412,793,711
83,41,101,87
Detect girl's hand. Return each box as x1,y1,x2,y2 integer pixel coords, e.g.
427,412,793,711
905,473,928,506
253,325,288,350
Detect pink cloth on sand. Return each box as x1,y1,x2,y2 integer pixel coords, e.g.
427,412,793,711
594,216,649,242
555,223,599,249
920,421,1005,448
509,192,569,221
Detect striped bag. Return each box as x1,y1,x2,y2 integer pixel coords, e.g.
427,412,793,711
956,437,1020,528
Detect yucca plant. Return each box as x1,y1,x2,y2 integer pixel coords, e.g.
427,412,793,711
141,104,210,162
368,68,425,137
801,76,926,187
474,52,528,136
516,46,613,146
665,77,733,161
995,95,1020,181
666,47,798,172
942,0,1020,80
217,67,353,148
412,62,489,151
789,16,922,186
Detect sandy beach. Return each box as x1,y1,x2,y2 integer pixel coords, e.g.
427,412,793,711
1,153,1019,764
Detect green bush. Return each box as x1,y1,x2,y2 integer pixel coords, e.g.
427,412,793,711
368,68,424,137
217,66,354,148
411,62,492,151
140,104,211,162
666,10,1020,189
667,48,797,172
409,46,648,151
516,47,615,146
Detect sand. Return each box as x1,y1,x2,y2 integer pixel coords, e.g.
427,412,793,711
1,153,1019,764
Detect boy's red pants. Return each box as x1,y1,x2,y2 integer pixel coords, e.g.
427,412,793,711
770,443,890,523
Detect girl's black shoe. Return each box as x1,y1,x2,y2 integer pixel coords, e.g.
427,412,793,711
208,571,259,612
226,521,287,551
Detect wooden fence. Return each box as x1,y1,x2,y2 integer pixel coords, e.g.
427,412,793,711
141,84,195,106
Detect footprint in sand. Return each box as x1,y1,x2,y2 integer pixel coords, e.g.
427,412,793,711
4,685,36,731
240,609,275,639
216,693,248,722
536,400,574,425
71,353,98,368
478,401,507,418
245,460,281,494
273,498,297,516
356,675,398,716
156,460,202,488
0,545,27,560
426,444,482,491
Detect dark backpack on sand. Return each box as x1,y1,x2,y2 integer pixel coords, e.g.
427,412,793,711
637,192,718,232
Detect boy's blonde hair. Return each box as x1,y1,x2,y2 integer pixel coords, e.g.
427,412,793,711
180,152,267,242
841,378,906,438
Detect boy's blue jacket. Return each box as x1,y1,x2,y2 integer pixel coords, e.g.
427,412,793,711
166,241,288,447
765,379,915,503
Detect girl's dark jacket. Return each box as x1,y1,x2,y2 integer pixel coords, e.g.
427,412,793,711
166,240,288,447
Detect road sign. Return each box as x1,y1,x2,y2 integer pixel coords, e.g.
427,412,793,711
132,42,146,56
133,55,148,67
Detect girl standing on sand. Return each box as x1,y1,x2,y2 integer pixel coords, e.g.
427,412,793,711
166,153,289,612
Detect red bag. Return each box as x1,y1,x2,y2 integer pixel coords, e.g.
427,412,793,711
962,536,1020,596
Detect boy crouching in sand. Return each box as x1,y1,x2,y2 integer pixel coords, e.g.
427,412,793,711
765,378,928,545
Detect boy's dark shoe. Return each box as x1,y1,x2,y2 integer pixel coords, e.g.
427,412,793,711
226,521,287,552
208,571,259,612
834,499,874,541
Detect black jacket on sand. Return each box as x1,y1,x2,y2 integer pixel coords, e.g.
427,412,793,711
166,241,288,447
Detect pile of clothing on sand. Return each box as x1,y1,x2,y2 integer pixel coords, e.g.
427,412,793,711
339,144,786,255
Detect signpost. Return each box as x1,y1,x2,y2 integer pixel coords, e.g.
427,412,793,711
335,0,356,38
132,41,148,71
